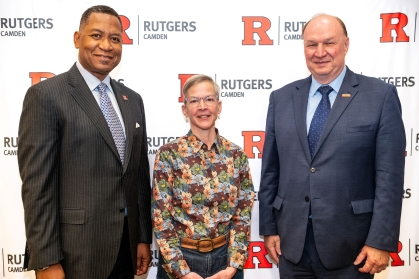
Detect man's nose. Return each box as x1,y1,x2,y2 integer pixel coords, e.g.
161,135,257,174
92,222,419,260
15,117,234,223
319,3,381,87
99,38,113,51
314,44,326,57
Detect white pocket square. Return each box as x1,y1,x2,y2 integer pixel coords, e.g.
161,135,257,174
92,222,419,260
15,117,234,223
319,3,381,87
136,123,140,128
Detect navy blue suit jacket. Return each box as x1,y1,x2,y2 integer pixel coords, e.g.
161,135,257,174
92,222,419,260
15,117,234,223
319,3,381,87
259,67,405,269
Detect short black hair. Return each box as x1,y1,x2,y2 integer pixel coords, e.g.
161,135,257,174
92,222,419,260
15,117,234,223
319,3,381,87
79,5,121,30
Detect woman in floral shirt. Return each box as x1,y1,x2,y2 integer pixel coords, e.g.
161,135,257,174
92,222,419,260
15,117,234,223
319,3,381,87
152,75,255,279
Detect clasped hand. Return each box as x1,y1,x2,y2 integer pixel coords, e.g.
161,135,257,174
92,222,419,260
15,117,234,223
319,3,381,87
182,267,237,279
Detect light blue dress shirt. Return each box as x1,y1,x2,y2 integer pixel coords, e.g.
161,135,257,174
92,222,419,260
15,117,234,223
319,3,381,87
306,66,347,134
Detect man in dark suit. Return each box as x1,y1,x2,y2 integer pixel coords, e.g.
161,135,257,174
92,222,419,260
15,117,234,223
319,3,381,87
18,5,152,279
259,14,405,278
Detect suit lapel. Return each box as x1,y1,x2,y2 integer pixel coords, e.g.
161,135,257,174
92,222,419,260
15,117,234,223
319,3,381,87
111,80,134,173
312,68,359,159
67,64,120,161
293,77,312,163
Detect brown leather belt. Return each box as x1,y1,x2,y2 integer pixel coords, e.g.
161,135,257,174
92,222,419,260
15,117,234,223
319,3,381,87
181,232,229,253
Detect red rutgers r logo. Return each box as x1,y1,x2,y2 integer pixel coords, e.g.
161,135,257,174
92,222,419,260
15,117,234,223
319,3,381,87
242,131,265,159
29,72,55,85
119,15,133,44
178,74,196,103
389,241,405,266
244,241,273,269
242,16,274,45
380,13,409,42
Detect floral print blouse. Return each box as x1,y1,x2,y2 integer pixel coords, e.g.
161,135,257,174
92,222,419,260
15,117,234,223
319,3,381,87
151,129,255,278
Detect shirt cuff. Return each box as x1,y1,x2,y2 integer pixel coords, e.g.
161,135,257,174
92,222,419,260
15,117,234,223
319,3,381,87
162,260,190,278
228,251,247,270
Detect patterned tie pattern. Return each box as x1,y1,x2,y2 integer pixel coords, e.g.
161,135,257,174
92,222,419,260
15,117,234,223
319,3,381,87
308,85,334,158
97,82,125,165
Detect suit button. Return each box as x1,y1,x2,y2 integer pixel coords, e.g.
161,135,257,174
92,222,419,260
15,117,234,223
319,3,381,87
310,167,316,173
119,208,125,213
122,175,126,180
305,197,310,202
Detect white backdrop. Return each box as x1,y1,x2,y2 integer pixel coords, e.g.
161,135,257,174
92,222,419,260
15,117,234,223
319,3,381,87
0,0,418,278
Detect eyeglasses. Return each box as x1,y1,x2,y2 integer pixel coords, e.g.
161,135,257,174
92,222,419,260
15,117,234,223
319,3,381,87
185,95,219,107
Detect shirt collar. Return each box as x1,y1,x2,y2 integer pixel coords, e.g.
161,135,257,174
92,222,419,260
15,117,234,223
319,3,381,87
186,129,222,154
76,61,113,93
309,65,347,97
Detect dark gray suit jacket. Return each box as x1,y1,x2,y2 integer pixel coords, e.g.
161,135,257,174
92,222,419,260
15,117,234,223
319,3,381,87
259,67,405,269
18,64,152,278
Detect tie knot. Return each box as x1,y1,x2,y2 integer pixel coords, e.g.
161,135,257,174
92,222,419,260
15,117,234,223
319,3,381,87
318,85,333,96
97,82,107,94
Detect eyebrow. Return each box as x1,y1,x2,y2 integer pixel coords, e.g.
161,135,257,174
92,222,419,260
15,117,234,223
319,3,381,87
305,37,335,43
89,28,121,37
89,28,104,33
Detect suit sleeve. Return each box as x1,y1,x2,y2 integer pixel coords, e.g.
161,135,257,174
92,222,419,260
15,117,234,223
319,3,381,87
365,85,405,252
137,94,153,244
258,91,280,236
18,85,63,270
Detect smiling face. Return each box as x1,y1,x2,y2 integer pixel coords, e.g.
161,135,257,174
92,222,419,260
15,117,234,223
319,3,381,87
74,12,122,81
303,15,349,84
182,81,222,136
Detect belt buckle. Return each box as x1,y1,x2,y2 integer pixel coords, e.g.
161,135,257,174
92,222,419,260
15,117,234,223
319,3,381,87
196,238,214,252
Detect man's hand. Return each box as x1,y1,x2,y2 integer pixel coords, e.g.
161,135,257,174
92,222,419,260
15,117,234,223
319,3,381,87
206,267,237,279
35,263,65,279
264,235,281,265
182,272,204,279
354,245,390,274
136,243,151,276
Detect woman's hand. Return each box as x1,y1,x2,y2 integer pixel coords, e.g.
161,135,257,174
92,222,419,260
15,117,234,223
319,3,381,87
205,267,237,279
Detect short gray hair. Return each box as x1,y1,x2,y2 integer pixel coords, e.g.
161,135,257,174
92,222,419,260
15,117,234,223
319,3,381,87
183,75,220,103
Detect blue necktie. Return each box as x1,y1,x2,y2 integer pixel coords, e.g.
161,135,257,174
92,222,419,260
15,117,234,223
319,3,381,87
97,83,126,165
308,85,334,158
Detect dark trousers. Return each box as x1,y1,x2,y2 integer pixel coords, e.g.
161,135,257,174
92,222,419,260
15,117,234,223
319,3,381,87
107,218,134,279
279,220,374,279
157,242,243,279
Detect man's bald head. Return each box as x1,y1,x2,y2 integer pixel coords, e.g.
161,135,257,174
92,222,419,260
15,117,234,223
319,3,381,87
302,14,348,38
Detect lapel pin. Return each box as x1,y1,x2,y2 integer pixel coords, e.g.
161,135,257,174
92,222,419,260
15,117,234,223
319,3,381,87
122,95,128,100
136,123,140,128
342,93,351,98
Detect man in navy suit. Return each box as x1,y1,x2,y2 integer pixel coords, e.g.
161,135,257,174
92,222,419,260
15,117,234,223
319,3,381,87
258,14,405,278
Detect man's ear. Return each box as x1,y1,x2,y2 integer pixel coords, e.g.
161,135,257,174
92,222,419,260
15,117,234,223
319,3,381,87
344,36,350,54
74,31,81,49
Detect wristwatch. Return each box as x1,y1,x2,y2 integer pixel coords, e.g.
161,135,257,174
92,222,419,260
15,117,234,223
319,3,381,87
36,266,50,271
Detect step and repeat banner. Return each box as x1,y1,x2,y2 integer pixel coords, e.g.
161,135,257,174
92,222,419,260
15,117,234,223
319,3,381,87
0,0,418,278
